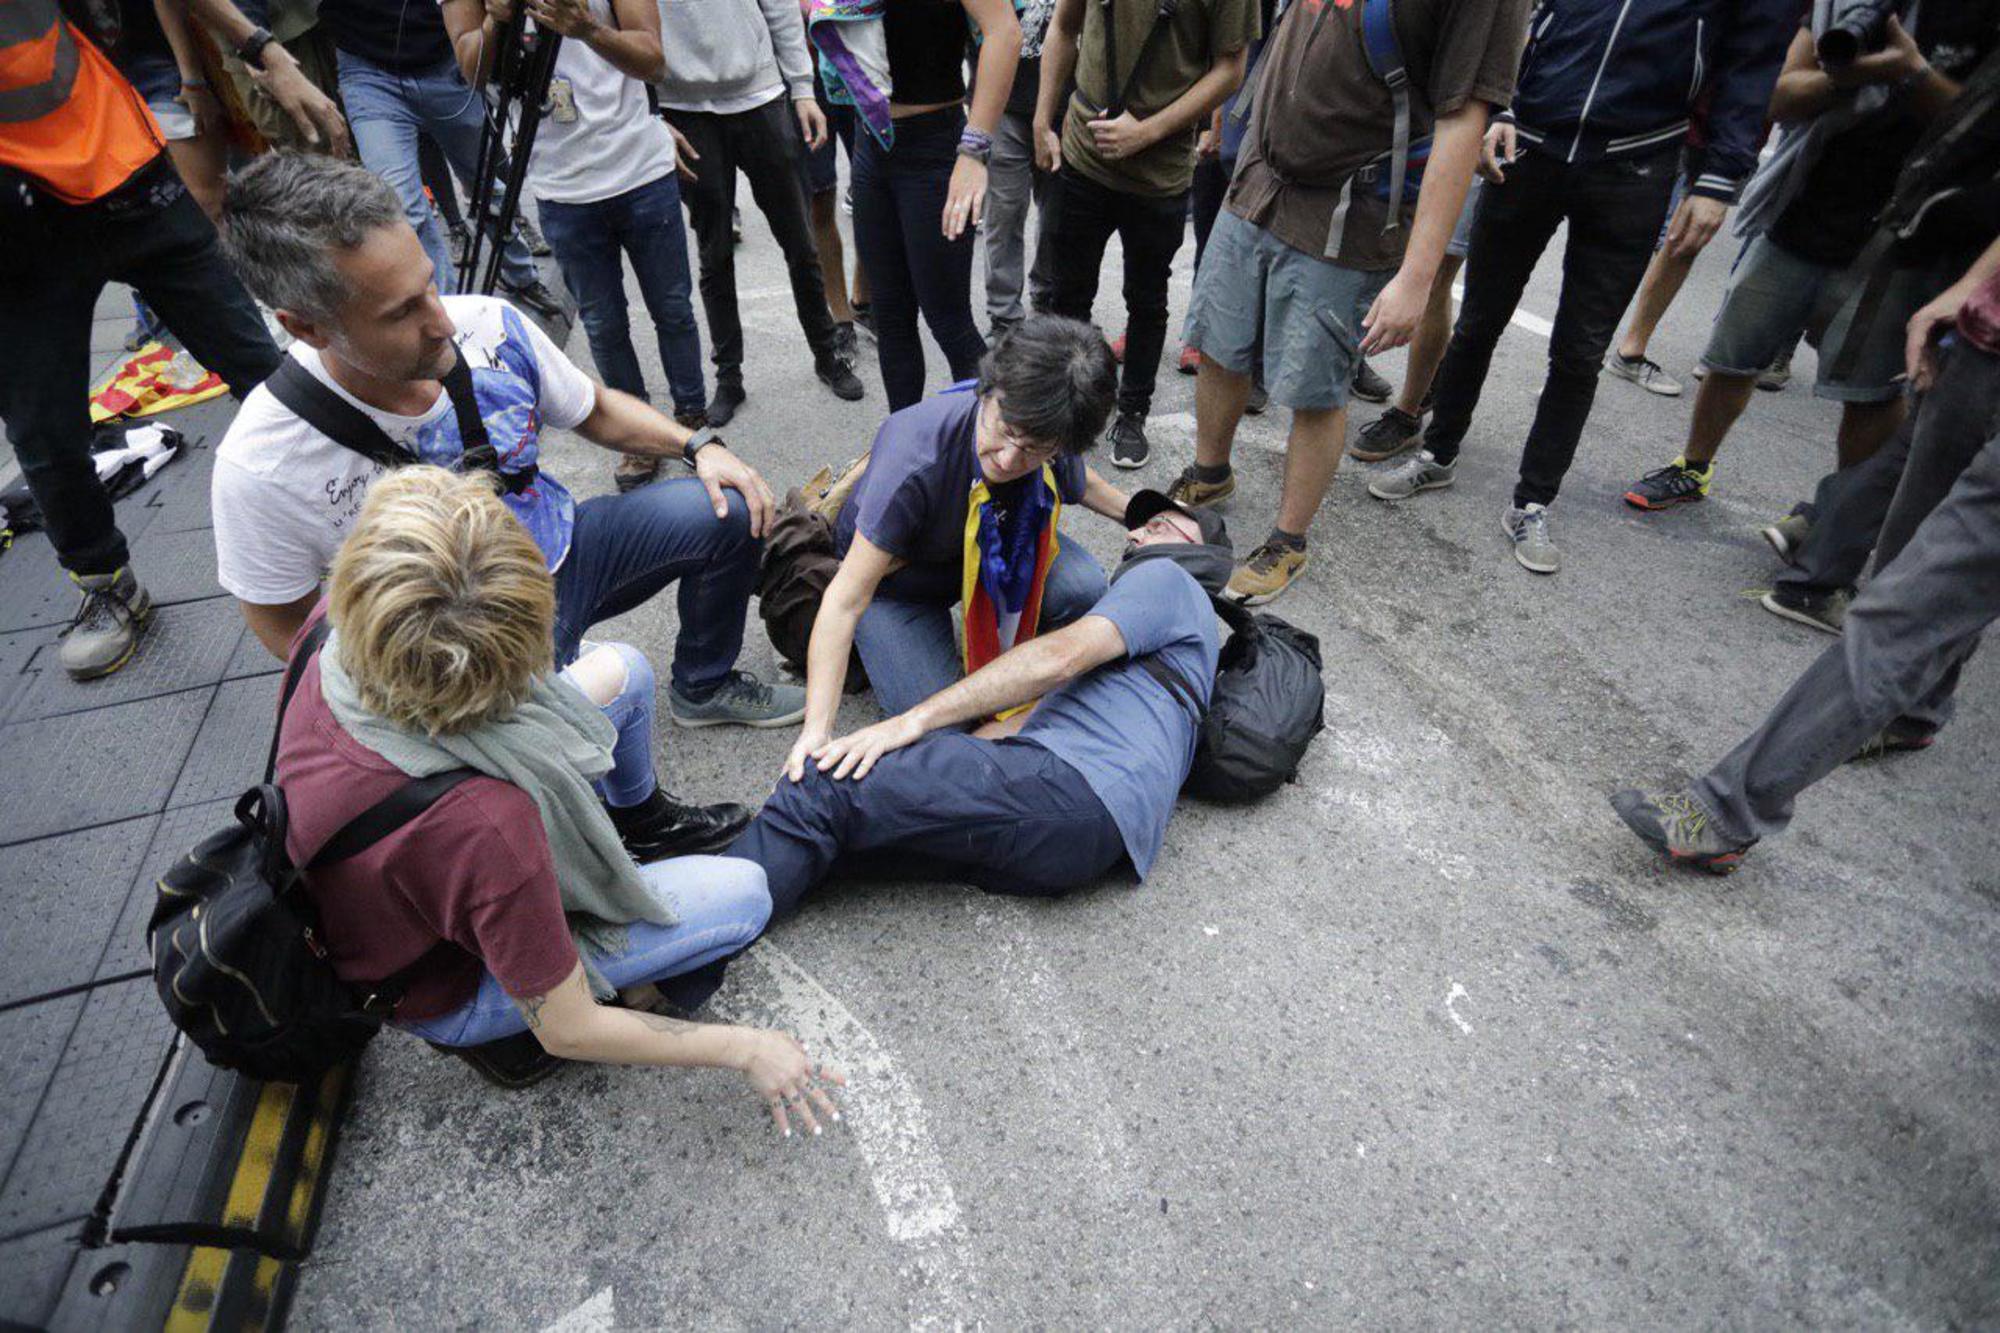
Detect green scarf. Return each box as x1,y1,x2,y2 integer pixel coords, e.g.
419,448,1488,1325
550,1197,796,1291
316,628,674,993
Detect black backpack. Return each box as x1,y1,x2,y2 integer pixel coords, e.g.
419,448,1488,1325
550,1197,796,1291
1145,596,1327,803
148,623,474,1083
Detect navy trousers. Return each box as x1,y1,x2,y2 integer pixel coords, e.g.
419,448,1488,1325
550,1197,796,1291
729,733,1128,917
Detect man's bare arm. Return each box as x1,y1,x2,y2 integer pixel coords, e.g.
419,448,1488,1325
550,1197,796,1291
240,592,321,660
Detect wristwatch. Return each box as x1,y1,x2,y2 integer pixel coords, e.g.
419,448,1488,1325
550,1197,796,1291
235,25,276,70
683,426,722,466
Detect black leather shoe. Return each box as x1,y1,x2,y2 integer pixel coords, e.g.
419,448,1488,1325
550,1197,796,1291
816,353,866,401
707,381,747,427
608,788,754,862
428,1032,563,1090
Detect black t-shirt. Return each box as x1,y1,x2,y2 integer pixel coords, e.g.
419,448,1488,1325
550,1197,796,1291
114,0,171,63
1770,4,2000,268
887,0,970,105
316,0,456,72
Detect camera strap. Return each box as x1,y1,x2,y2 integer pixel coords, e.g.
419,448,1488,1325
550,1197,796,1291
265,351,535,495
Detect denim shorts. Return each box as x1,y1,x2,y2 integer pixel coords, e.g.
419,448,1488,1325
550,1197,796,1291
1702,234,1941,403
803,98,855,196
121,53,198,142
1183,209,1390,412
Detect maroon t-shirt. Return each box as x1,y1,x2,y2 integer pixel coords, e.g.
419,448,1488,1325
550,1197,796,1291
273,619,578,1021
1956,268,2000,359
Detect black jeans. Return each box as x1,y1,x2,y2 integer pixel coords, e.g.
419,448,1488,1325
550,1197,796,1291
1191,152,1228,271
666,94,839,388
1426,145,1678,507
851,107,987,410
1047,166,1189,419
0,158,279,576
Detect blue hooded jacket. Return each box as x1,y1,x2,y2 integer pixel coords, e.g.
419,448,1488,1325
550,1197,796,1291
1500,0,1800,202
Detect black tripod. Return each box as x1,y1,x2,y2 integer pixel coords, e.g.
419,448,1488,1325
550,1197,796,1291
458,13,562,296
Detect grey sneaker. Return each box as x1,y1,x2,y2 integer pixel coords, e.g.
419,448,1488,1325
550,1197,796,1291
1610,788,1752,875
1605,352,1683,397
1501,502,1560,574
669,669,808,729
1757,351,1793,392
1760,511,1812,565
1759,586,1847,635
1367,449,1455,501
59,568,154,680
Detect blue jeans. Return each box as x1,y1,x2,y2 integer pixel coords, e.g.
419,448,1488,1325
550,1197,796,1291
399,855,772,1046
851,107,987,410
853,538,1106,717
537,174,707,418
336,49,537,294
568,641,659,809
730,733,1126,918
552,481,758,696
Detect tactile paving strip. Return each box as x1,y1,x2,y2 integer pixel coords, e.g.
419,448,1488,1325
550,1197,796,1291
0,819,160,1008
125,528,224,608
0,1220,84,1327
4,597,247,725
0,979,175,1242
0,688,210,845
166,674,280,811
102,799,237,983
0,993,86,1188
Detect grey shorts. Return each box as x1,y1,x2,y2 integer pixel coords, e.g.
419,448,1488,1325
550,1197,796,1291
1702,234,1942,403
1183,209,1391,412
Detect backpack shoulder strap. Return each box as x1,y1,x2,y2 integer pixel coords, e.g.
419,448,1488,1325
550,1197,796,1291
1208,588,1256,637
1360,0,1412,236
263,358,421,471
1138,653,1206,719
1100,0,1184,118
263,617,332,783
306,769,480,870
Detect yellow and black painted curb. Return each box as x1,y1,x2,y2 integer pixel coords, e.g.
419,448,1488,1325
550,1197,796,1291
45,1046,354,1331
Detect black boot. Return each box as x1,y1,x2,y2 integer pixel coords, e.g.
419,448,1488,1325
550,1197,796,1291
427,1032,564,1089
608,788,754,862
707,380,747,427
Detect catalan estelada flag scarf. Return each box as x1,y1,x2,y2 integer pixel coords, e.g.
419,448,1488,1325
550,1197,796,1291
960,463,1063,691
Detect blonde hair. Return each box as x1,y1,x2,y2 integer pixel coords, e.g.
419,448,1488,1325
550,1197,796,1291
328,466,555,735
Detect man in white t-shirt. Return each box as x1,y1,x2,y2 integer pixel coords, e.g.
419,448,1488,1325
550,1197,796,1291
441,0,708,494
213,152,807,728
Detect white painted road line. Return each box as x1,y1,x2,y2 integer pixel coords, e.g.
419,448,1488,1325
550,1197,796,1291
540,1288,615,1333
1452,283,1554,339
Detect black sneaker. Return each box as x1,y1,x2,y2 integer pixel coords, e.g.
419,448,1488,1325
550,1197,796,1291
1108,412,1150,469
501,277,567,325
707,380,747,427
816,352,865,401
1623,457,1713,511
674,408,709,431
1759,585,1848,635
608,788,755,862
1349,406,1423,462
428,1031,564,1089
1351,358,1392,404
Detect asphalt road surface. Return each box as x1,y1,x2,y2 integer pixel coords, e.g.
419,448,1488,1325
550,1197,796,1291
287,185,1999,1329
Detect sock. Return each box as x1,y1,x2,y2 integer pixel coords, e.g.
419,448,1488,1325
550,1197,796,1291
1266,527,1307,553
1192,461,1232,484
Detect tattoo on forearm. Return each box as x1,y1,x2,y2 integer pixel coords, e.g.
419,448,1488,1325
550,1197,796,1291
634,1011,699,1037
516,994,547,1030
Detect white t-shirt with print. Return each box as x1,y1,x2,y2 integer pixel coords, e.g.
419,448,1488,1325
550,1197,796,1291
519,0,679,205
212,296,596,607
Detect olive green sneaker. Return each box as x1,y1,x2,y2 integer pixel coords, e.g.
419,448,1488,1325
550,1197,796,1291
1166,465,1236,509
1610,788,1752,875
59,567,154,681
1224,539,1308,607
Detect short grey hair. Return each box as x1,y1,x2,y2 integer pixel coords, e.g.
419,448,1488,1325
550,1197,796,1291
221,153,408,322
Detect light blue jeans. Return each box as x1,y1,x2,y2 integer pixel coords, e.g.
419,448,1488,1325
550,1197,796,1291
335,50,537,294
854,538,1107,717
399,642,772,1046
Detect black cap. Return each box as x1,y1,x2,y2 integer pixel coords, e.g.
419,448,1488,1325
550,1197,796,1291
1125,488,1230,549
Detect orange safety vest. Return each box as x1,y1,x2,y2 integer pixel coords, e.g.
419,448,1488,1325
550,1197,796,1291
0,0,162,204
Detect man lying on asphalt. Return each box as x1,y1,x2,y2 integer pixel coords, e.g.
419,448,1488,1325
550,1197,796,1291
210,152,805,729
731,490,1230,915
